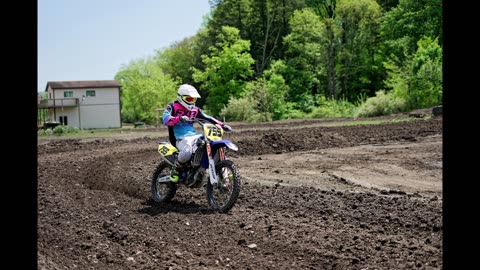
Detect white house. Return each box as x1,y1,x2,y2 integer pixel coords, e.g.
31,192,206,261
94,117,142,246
38,80,122,129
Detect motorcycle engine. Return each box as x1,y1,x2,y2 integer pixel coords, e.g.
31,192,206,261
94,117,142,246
187,167,205,188
194,168,204,181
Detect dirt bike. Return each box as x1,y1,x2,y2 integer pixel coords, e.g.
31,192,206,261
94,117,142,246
151,118,241,213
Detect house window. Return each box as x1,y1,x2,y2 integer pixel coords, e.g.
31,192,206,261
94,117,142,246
86,90,96,97
64,91,73,98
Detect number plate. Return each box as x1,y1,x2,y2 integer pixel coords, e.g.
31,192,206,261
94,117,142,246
157,143,177,156
203,124,223,141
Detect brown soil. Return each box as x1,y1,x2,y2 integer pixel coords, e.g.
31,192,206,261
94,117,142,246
38,111,443,269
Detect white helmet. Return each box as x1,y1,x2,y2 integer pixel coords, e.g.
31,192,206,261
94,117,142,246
177,84,201,110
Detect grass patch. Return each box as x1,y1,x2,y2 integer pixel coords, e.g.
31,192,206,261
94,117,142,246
38,126,154,138
320,116,419,127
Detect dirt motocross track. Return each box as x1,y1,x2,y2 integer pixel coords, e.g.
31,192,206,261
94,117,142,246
38,111,443,270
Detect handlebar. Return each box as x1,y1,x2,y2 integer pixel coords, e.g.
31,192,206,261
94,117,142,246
183,117,205,124
183,118,233,133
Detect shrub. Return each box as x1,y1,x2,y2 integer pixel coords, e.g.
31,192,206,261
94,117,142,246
355,90,406,118
310,96,356,118
38,128,54,136
53,125,67,135
248,111,272,123
36,125,81,136
219,97,259,122
286,109,308,119
65,126,80,133
294,93,316,113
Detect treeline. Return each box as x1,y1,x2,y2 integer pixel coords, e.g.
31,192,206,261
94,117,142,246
115,0,442,124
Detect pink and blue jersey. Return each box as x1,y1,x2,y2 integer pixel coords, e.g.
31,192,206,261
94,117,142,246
162,101,223,140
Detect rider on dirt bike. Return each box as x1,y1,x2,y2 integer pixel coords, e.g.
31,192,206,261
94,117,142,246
162,84,232,183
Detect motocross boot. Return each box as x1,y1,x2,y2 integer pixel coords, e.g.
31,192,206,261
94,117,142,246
170,160,184,183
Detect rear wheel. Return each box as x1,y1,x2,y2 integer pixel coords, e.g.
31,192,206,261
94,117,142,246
207,160,241,213
151,161,177,203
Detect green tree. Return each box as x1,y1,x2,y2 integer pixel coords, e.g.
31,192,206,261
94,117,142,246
155,36,209,108
246,0,306,76
375,0,399,12
242,59,289,121
408,36,443,108
262,59,289,119
336,0,383,101
192,26,255,116
384,36,442,110
305,0,336,19
208,0,306,77
283,8,326,105
156,37,196,85
304,1,340,100
380,0,442,66
190,28,216,108
115,57,178,124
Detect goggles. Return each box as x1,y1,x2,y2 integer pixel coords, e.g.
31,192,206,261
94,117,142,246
182,96,197,103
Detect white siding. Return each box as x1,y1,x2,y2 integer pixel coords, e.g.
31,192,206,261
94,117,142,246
55,107,79,127
78,87,119,105
78,88,120,128
79,104,121,129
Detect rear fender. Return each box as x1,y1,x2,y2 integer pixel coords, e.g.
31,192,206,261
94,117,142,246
157,142,178,166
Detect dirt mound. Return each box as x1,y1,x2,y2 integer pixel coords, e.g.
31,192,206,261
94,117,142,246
38,116,442,269
232,117,441,156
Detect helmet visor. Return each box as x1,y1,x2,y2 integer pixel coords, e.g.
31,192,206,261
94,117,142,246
182,96,197,104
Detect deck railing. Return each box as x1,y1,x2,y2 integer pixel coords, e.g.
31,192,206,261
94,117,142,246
38,98,79,108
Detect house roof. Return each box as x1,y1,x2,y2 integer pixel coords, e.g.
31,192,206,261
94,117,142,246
45,80,122,92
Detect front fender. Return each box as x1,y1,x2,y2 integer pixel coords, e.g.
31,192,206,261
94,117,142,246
211,140,238,151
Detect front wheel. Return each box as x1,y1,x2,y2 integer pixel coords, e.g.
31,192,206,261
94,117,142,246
151,161,177,203
207,160,241,213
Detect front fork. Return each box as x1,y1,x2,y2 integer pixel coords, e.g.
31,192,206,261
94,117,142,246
207,145,228,185
218,147,230,181
206,144,218,184
218,147,225,161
